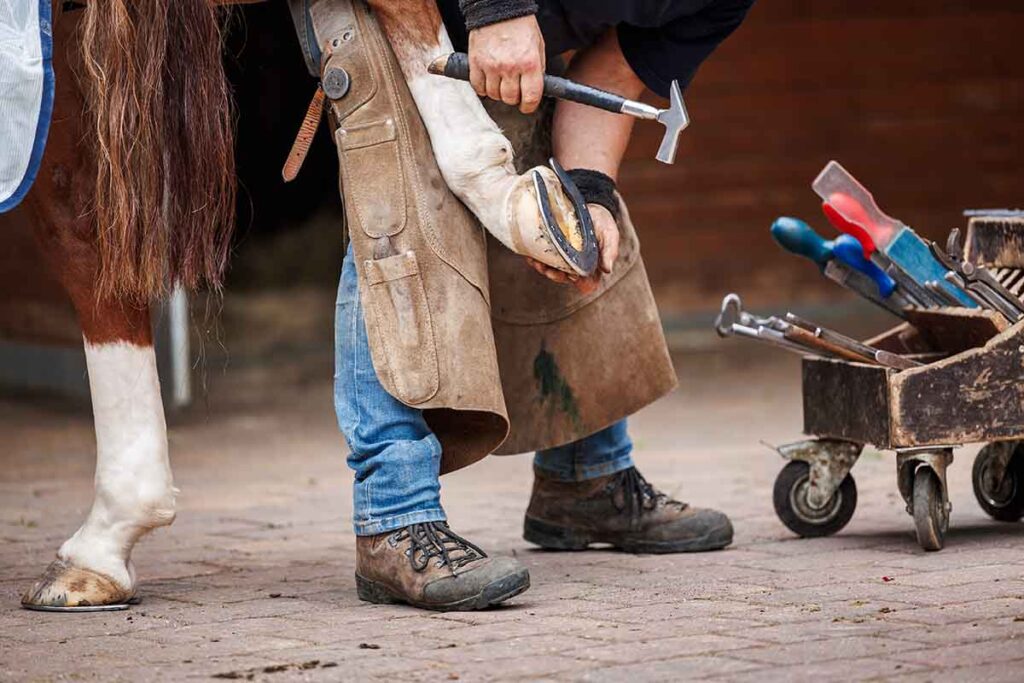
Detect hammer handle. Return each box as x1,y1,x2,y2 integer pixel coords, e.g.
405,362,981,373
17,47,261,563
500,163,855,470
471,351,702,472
434,52,630,115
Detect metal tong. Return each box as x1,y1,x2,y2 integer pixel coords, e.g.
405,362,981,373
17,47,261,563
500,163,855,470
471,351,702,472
714,294,921,370
927,229,1024,323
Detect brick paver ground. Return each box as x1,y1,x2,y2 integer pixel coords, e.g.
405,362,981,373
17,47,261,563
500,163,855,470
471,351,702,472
2,293,1024,681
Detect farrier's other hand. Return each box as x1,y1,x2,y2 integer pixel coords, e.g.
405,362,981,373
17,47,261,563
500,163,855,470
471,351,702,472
525,204,619,295
468,15,545,114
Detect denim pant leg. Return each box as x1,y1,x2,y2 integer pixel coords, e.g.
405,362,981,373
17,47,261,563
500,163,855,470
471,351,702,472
533,419,636,482
334,243,446,536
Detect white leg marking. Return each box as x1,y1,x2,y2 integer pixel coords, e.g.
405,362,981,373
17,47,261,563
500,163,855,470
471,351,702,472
395,28,569,269
58,340,176,591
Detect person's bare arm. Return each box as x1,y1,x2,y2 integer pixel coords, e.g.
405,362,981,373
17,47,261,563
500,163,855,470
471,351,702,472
530,29,646,293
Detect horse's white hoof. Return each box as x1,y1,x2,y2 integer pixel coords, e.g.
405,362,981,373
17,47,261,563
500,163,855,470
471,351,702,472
508,162,598,276
22,560,134,611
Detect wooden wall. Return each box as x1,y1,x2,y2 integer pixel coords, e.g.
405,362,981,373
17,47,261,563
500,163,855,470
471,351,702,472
621,0,1024,313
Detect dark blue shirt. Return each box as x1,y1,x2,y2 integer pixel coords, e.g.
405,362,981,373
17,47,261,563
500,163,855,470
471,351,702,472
438,0,756,98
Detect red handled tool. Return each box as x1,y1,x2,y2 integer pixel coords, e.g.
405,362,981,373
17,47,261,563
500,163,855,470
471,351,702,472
820,199,939,308
813,161,976,308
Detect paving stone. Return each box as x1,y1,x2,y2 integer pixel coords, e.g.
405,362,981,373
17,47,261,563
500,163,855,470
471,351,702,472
891,637,1024,669
885,660,1024,683
727,635,928,666
577,654,763,681
892,619,1024,646
886,598,1024,626
891,563,1024,589
568,633,765,663
739,614,918,644
714,656,930,682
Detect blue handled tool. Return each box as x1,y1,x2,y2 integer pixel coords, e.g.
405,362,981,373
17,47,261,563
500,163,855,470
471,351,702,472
832,234,896,298
770,217,834,267
771,216,909,319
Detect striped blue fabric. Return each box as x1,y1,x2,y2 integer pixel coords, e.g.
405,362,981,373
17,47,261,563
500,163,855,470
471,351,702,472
0,0,54,212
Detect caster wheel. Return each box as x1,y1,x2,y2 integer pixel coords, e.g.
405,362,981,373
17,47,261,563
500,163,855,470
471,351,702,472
912,467,949,551
972,443,1024,522
773,460,857,537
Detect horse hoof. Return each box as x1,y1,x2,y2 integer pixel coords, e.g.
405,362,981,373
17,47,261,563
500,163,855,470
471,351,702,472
509,163,598,277
21,560,134,611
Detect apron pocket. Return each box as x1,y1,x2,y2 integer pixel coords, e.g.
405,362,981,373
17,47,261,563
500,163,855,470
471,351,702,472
362,250,439,404
337,121,407,238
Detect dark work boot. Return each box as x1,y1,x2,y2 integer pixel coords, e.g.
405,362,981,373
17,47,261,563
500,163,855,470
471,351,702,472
524,467,733,553
355,522,530,611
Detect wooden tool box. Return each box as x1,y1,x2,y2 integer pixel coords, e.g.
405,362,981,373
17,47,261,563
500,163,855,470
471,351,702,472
773,213,1024,551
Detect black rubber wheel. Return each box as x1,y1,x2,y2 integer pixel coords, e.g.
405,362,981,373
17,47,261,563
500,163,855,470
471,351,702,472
972,443,1024,522
773,460,857,538
912,467,948,551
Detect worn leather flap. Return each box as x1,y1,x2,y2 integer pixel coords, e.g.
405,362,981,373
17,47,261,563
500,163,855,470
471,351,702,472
363,248,418,284
363,251,440,403
335,124,406,237
339,117,396,150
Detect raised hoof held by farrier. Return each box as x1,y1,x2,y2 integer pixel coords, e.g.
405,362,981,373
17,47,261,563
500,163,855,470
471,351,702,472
22,560,134,610
511,161,598,277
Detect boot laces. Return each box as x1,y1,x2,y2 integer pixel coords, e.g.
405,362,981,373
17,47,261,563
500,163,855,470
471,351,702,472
608,467,687,521
389,522,487,573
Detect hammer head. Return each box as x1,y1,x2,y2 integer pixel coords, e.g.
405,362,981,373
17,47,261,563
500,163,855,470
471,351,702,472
655,80,689,164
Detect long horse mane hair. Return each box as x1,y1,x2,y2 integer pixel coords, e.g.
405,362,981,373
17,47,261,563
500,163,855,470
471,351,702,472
78,0,236,302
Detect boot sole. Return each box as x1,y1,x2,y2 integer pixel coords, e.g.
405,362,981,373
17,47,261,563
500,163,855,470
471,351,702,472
355,568,530,612
523,517,733,554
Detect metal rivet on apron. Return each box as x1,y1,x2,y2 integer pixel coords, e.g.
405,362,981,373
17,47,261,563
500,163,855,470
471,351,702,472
323,67,351,100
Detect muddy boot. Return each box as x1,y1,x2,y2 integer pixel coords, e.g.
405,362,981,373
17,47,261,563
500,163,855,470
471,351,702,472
355,522,530,611
524,467,733,553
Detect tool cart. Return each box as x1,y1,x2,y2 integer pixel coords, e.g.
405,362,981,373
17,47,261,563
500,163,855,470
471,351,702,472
720,162,1024,551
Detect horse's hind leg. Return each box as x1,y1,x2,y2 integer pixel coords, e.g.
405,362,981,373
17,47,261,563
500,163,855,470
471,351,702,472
20,16,175,609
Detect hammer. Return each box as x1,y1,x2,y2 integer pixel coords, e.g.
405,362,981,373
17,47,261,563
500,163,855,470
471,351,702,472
428,52,689,164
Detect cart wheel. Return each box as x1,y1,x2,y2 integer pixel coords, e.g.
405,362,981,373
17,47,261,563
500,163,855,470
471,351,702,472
912,467,949,551
773,460,857,537
972,444,1024,522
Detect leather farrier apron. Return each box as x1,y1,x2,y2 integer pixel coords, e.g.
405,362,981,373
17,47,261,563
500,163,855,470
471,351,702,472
291,0,677,473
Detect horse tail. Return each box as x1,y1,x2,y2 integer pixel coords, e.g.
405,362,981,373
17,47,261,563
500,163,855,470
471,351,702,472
78,0,236,303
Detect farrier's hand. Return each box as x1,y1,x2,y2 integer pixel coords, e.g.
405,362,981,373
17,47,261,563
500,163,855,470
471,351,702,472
526,204,620,295
468,15,545,114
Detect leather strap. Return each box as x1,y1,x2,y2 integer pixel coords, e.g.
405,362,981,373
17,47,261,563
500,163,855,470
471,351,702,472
282,85,326,182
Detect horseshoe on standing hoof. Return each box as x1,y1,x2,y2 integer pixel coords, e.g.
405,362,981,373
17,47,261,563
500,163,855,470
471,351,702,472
533,158,599,277
21,559,136,612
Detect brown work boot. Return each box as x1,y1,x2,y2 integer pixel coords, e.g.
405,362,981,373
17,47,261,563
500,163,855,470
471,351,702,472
355,522,530,611
524,467,733,553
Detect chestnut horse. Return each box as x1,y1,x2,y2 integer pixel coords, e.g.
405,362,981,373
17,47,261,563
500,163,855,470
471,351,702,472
21,0,582,609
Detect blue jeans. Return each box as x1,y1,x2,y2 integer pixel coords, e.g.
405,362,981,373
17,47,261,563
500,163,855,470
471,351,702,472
334,245,635,535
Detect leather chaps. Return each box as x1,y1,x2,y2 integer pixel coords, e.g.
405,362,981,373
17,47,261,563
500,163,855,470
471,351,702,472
293,0,677,474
